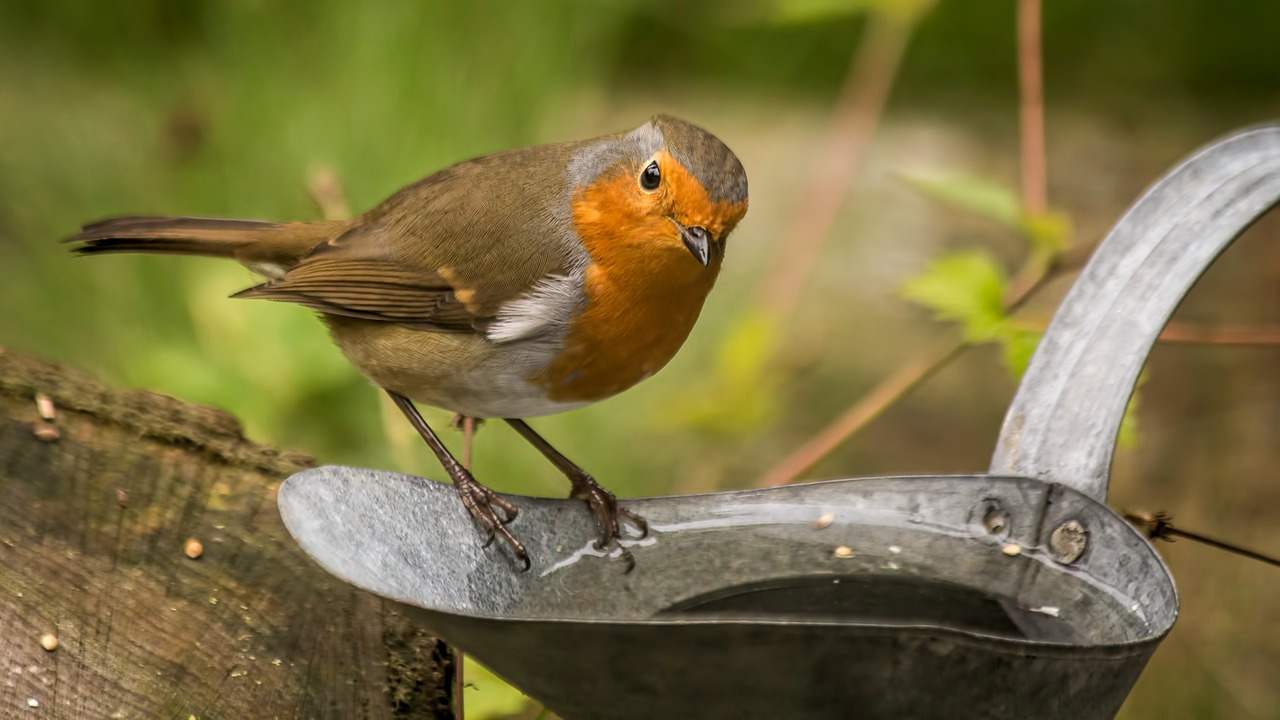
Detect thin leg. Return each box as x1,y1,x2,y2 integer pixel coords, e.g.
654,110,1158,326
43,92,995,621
504,418,648,569
387,391,529,570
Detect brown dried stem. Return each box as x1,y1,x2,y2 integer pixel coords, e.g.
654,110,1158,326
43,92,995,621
761,258,1065,487
1010,319,1280,347
760,3,1056,487
1017,0,1047,216
760,9,917,320
306,163,353,222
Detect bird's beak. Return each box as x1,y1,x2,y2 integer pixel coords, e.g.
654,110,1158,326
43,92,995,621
673,220,712,267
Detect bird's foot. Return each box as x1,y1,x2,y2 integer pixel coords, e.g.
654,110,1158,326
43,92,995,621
452,469,529,570
569,474,648,573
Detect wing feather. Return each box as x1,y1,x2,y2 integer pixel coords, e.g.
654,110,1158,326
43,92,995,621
229,141,588,333
233,257,480,331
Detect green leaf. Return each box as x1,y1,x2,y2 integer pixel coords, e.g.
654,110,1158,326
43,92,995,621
763,0,875,23
1023,210,1072,260
751,0,934,25
900,250,1008,342
999,329,1041,378
464,657,536,719
1117,370,1149,449
901,172,1023,229
668,310,780,434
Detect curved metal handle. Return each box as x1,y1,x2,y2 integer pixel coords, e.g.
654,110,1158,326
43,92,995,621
991,124,1280,502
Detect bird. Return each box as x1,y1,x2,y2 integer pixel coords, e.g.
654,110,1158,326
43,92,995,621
69,114,749,570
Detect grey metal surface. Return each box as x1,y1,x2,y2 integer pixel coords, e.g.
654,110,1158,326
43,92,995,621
277,124,1280,718
991,124,1280,501
280,467,1173,719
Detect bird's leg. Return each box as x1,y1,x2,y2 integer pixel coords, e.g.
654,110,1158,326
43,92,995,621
504,419,648,568
387,391,529,570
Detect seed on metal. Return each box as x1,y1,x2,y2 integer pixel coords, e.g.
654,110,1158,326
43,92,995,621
1001,543,1022,557
833,545,855,559
32,421,60,442
35,393,56,422
39,634,58,652
1049,520,1088,564
813,512,835,530
184,538,204,560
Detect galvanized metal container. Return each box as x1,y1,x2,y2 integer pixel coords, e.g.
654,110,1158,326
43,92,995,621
279,124,1280,719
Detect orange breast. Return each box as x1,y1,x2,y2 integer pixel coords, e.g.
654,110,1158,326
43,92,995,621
535,157,742,403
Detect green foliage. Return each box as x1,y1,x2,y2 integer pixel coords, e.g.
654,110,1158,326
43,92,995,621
901,171,1145,449
899,247,1037,377
669,310,781,434
901,173,1023,228
757,0,935,25
900,251,1007,343
902,171,1072,260
1117,371,1148,450
898,174,1031,372
464,657,538,719
1000,328,1042,377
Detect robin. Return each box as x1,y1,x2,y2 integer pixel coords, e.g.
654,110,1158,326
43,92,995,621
70,114,749,570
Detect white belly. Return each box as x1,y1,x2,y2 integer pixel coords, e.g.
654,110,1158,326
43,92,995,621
330,320,592,419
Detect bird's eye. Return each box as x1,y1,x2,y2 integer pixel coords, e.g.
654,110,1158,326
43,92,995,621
639,160,661,191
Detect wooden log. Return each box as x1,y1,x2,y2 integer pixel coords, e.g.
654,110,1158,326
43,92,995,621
0,347,457,719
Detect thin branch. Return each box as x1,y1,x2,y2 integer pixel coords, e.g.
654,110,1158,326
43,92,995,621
761,259,1066,486
306,163,352,222
1151,321,1280,346
1017,0,1047,216
760,338,964,487
760,10,917,320
759,0,1057,486
1125,511,1280,568
1010,318,1280,347
461,415,477,469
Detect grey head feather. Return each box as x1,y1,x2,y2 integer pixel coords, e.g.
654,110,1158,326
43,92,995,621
565,115,748,206
650,114,748,205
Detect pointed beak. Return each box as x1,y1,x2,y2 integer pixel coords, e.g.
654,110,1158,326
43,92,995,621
673,220,712,267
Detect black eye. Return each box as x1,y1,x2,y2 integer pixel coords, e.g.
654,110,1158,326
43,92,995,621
640,160,661,190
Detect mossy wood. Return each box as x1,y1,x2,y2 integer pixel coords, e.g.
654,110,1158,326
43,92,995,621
0,348,457,719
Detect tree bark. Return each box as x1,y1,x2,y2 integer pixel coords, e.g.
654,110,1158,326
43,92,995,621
0,347,457,719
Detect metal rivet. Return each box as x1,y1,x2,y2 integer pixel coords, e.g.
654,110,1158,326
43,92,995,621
983,507,1009,536
1049,520,1088,564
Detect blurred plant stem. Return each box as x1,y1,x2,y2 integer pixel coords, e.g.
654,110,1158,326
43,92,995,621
759,3,926,319
761,0,1055,486
461,415,478,469
760,252,1066,486
1012,319,1280,347
670,1,933,436
307,163,428,474
307,163,352,222
1018,0,1047,217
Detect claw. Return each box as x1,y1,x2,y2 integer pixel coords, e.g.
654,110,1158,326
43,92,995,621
452,472,530,568
620,507,649,539
570,473,647,572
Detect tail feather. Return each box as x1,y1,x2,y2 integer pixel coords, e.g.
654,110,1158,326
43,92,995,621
68,215,344,271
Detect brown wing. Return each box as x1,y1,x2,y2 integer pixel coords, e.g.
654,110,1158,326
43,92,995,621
232,257,482,332
232,139,587,333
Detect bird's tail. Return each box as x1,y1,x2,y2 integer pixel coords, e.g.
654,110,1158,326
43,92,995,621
68,216,346,276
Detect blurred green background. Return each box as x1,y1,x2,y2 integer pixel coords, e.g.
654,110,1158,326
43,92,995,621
2,1,1278,718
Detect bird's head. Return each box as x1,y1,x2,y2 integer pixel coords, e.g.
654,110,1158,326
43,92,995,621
569,115,748,275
